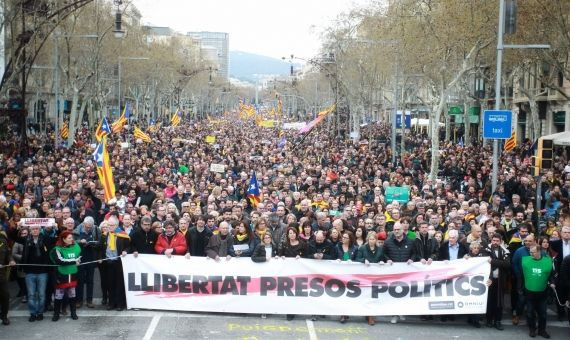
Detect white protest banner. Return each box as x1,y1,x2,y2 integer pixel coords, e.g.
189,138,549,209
209,163,226,173
21,218,55,227
282,122,307,130
122,255,490,316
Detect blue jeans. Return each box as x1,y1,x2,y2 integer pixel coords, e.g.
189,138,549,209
25,273,48,315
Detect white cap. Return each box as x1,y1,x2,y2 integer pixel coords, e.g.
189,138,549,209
564,165,570,173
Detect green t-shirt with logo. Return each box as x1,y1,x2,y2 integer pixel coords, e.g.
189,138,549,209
521,255,553,292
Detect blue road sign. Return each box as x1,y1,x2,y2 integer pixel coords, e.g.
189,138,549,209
396,111,411,129
483,110,512,139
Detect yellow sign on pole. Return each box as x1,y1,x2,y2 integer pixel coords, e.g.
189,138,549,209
259,120,276,128
205,135,216,144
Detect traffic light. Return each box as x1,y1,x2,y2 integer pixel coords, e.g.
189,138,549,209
537,137,553,169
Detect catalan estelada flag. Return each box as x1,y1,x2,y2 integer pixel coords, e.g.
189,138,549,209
134,126,152,143
95,117,112,142
299,104,336,134
111,103,130,133
92,137,116,203
504,129,516,151
60,122,69,139
247,171,262,208
171,110,181,127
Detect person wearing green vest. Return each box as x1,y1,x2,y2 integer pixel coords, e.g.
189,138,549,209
49,230,81,322
521,244,555,338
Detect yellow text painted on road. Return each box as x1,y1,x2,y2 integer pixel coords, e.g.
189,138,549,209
226,323,368,335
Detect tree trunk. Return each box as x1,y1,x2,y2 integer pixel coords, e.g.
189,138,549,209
463,100,471,146
76,97,88,130
429,85,446,180
444,112,451,141
480,99,488,146
528,97,540,142
66,89,80,147
87,100,95,131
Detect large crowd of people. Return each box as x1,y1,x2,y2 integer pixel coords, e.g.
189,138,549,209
0,118,569,338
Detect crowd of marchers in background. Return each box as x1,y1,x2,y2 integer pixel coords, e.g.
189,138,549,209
0,119,569,339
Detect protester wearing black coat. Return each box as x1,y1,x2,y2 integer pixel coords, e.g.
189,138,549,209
412,233,439,262
130,228,158,254
186,226,213,256
548,235,570,321
307,238,337,260
484,240,510,329
251,242,278,263
559,254,570,325
383,235,415,262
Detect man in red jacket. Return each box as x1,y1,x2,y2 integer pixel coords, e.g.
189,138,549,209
154,220,187,257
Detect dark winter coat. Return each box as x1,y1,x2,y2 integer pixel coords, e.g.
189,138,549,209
251,243,278,263
412,233,439,261
383,235,415,262
355,244,385,263
186,226,212,257
485,244,510,309
307,239,337,260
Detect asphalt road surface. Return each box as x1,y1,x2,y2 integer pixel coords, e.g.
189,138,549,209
3,273,569,340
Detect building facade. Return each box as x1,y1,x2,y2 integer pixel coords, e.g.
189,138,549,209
512,64,570,140
187,31,229,80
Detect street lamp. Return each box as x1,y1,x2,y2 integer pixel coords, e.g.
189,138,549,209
113,0,125,39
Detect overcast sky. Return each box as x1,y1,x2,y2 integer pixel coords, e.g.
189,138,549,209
132,0,370,60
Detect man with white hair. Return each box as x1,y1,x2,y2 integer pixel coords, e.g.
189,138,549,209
294,199,312,220
63,217,75,232
312,211,331,232
74,216,101,309
438,229,468,322
205,221,234,261
103,217,130,311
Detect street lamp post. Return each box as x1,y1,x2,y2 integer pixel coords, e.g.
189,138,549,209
113,0,125,38
491,0,550,192
392,58,398,164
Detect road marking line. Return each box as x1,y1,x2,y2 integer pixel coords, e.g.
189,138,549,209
306,319,318,340
142,314,161,340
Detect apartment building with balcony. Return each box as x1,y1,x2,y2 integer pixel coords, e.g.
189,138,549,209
512,63,570,140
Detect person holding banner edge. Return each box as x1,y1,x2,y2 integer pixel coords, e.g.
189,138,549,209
0,227,15,325
278,226,307,321
383,221,416,324
355,230,385,325
49,231,81,321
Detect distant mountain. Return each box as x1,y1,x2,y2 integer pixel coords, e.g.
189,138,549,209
229,51,297,83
